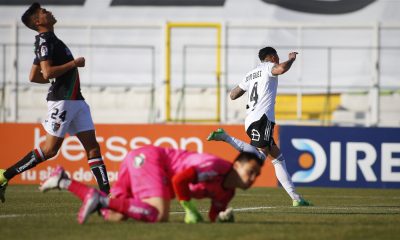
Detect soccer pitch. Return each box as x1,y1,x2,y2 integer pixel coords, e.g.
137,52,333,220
1,186,399,240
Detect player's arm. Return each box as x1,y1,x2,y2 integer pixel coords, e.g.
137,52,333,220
29,64,49,84
230,85,246,100
209,195,234,222
172,167,203,223
271,52,298,76
39,57,85,80
209,201,226,222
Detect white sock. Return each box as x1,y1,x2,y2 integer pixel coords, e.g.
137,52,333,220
59,179,71,190
272,154,301,201
223,135,266,160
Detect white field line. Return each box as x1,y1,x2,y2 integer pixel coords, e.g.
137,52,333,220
169,206,276,215
6,189,400,201
6,189,400,200
236,193,400,199
0,214,21,218
1,205,399,219
0,213,75,218
0,207,276,218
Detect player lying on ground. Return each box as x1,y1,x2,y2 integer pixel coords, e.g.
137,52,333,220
40,145,263,224
208,128,312,207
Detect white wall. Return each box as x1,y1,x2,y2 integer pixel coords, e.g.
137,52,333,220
0,0,399,124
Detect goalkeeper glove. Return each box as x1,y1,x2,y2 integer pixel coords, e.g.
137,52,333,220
217,207,234,223
180,200,203,224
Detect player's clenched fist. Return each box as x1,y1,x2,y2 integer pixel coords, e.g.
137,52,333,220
288,52,298,61
74,57,85,67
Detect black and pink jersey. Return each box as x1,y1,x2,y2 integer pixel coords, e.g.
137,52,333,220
34,32,84,101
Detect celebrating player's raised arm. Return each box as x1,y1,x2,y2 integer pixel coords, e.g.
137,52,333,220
230,85,246,100
271,52,298,76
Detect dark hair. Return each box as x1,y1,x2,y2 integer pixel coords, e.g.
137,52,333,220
21,2,41,31
234,152,264,167
258,46,277,61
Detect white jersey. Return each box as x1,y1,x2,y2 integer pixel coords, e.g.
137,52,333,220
238,61,278,130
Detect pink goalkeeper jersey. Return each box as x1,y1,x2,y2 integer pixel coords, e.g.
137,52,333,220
111,146,235,208
164,147,235,202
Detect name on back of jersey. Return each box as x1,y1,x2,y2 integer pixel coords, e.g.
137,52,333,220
245,70,262,82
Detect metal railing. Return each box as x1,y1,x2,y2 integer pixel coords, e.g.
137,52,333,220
0,43,157,123
0,22,399,126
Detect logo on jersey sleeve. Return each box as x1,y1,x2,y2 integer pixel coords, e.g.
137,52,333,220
39,37,46,45
133,153,146,168
40,45,48,58
291,138,327,183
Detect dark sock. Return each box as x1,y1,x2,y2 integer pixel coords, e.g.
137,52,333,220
88,158,110,194
4,149,45,180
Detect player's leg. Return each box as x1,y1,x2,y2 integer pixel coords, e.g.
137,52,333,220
3,100,73,182
40,165,93,201
2,133,62,181
143,197,170,221
1,100,72,203
253,116,299,203
0,133,63,203
269,145,312,206
39,165,108,223
71,101,110,194
112,147,172,222
100,157,131,222
42,174,104,225
76,130,110,194
104,196,167,222
0,170,8,203
81,188,168,223
79,157,170,224
244,114,311,206
269,145,301,201
207,128,266,160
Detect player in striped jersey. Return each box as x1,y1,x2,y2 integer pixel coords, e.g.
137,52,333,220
0,2,110,203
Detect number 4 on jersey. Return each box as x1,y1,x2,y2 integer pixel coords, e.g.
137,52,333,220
250,82,259,108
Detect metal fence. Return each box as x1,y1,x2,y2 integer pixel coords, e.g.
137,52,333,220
0,22,399,126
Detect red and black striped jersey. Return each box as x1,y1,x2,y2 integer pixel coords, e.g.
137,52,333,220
34,32,84,101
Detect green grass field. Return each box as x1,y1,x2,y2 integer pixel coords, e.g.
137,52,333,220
1,185,399,240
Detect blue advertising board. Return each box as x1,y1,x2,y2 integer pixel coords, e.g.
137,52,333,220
279,126,400,188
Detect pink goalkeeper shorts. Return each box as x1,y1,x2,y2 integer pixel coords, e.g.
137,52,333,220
110,146,174,200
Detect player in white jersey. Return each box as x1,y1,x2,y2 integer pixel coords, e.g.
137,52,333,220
208,47,311,206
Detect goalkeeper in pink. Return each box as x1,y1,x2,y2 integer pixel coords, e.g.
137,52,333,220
40,145,263,224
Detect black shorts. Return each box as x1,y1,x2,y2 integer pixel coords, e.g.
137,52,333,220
246,114,276,148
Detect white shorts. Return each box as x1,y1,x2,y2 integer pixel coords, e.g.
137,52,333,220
42,100,95,138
